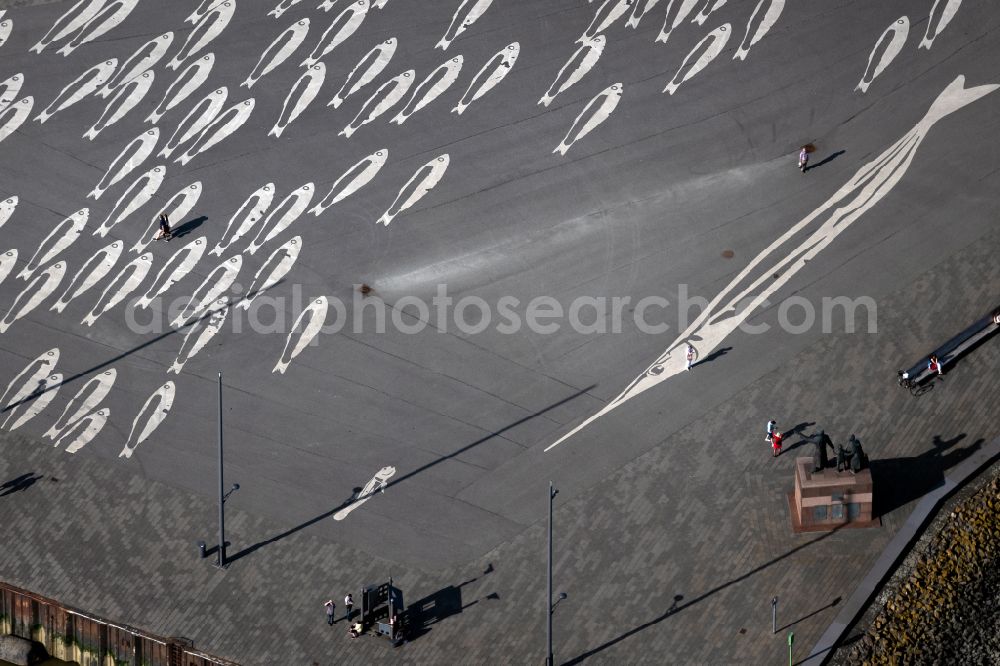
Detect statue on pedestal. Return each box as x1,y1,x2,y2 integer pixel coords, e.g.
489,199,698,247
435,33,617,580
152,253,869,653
806,429,835,473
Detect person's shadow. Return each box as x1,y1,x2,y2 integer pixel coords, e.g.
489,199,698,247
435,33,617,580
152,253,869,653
694,347,732,368
805,150,845,172
171,215,207,239
1,473,43,496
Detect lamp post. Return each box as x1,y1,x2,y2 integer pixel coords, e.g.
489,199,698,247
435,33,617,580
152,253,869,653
546,481,558,666
772,596,778,634
215,372,239,568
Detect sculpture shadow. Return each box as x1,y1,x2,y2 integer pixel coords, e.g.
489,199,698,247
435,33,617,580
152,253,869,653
779,422,818,455
805,150,846,172
0,472,43,496
171,215,208,239
694,347,732,368
403,564,497,642
870,433,982,518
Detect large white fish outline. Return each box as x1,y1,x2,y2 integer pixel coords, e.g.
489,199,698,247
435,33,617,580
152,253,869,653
159,86,228,159
94,166,166,238
97,32,173,98
132,182,203,254
186,0,227,24
333,466,396,521
135,236,208,309
0,197,16,232
656,0,699,43
166,1,236,70
539,36,604,108
81,252,152,326
89,128,159,200
270,63,325,138
245,183,313,254
119,381,175,459
30,0,105,54
0,97,34,145
303,0,368,67
1,262,66,333
2,368,60,430
51,240,122,313
579,0,630,44
83,70,154,140
1,73,24,114
19,208,89,280
554,82,622,156
175,98,255,166
273,296,328,373
268,0,305,19
169,296,230,374
310,149,387,216
0,14,10,51
436,0,493,50
376,154,449,226
146,53,216,124
692,0,726,26
211,183,275,256
0,249,17,286
57,0,141,57
340,70,414,138
35,59,117,124
0,349,59,414
44,369,116,440
856,17,909,94
391,55,463,125
734,0,784,61
6,373,62,431
328,37,397,109
453,41,518,115
626,0,661,29
58,407,110,453
238,236,301,309
663,23,731,94
545,75,1000,452
243,18,310,89
171,255,242,327
920,0,962,50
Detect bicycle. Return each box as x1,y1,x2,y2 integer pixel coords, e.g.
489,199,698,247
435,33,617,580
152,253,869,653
897,370,932,397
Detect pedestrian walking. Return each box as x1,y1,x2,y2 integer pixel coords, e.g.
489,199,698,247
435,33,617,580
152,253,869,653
798,146,809,172
324,600,335,625
153,212,172,241
344,593,353,622
771,430,783,457
765,419,777,442
685,344,696,371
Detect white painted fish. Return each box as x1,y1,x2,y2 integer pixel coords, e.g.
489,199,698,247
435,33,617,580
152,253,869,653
453,41,518,115
373,0,390,8
89,128,159,200
0,349,59,414
333,465,396,520
146,53,216,124
0,196,18,231
131,182,203,254
268,0,305,18
436,0,493,50
626,0,661,29
243,18,310,88
734,0,784,61
340,70,413,138
0,15,9,51
663,23,731,94
0,97,34,145
273,296,328,373
50,240,122,313
83,70,154,140
269,63,324,138
158,87,228,159
93,166,166,238
44,368,116,440
167,1,236,70
57,0,142,57
80,252,152,326
311,149,386,216
856,17,909,93
328,37,397,109
245,183,313,254
692,0,726,26
920,0,962,49
30,0,105,54
0,262,66,333
578,0,630,43
135,235,207,309
119,381,175,459
96,32,173,99
58,407,110,453
554,82,622,155
376,154,449,226
656,0,699,43
186,0,226,24
545,74,1000,452
391,55,462,124
171,255,242,326
18,209,89,280
175,98,255,166
0,249,16,287
210,183,275,256
168,296,229,374
35,59,117,124
303,0,368,66
539,36,604,107
7,373,62,431
237,236,301,309
0,73,23,114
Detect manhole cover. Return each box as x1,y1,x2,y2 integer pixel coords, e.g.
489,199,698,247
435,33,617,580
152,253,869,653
359,283,373,295
721,249,735,259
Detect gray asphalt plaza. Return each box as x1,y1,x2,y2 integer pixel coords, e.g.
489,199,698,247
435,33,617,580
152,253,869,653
1,0,999,663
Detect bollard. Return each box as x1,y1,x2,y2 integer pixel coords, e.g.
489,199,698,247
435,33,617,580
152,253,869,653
197,540,207,559
788,631,794,666
772,596,778,634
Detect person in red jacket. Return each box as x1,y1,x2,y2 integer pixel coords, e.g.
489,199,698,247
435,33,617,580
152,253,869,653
771,430,784,457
